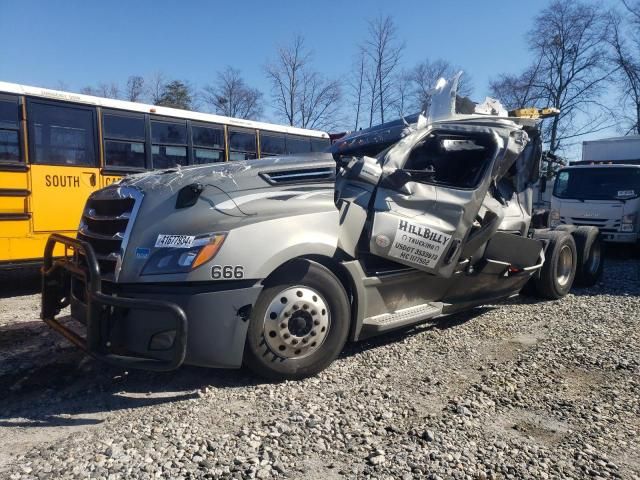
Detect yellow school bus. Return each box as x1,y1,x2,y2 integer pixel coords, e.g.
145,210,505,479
0,81,331,269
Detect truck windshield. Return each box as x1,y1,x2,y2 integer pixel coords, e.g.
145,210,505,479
553,167,640,200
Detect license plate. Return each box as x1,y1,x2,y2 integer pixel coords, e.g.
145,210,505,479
155,234,195,248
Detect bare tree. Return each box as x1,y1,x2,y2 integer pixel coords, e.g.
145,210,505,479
80,86,96,96
298,71,342,130
520,1,612,154
393,69,413,117
125,76,145,102
53,80,70,91
265,35,310,126
364,60,380,127
80,82,119,99
362,15,404,125
348,48,367,130
265,34,342,129
609,3,640,134
410,59,473,112
98,83,120,99
489,61,544,110
203,67,263,120
147,72,167,105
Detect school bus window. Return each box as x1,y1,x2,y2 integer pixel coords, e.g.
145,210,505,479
104,113,145,140
0,98,19,129
286,135,311,154
28,101,96,166
0,131,20,163
311,137,330,153
228,128,256,161
103,112,146,169
151,119,187,168
193,125,224,149
194,148,223,163
0,97,21,163
260,131,286,156
151,120,187,144
152,145,187,169
104,141,146,169
192,124,224,164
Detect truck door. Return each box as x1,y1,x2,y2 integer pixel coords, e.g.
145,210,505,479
335,124,528,278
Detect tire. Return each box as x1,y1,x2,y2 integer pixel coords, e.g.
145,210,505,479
573,226,603,287
532,231,577,299
243,259,350,381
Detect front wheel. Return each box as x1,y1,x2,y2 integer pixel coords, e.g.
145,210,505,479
243,260,350,380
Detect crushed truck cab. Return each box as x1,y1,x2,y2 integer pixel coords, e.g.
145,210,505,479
41,75,604,379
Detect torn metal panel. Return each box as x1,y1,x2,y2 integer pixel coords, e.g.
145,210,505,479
425,72,461,123
474,97,509,117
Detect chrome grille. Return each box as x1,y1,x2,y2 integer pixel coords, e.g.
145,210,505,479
77,186,142,278
560,216,621,233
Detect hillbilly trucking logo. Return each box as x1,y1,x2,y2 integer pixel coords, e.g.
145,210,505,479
383,219,452,269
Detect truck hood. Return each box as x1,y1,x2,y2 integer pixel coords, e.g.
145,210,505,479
106,155,338,282
118,153,334,195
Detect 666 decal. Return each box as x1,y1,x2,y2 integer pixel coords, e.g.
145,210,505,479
211,265,244,279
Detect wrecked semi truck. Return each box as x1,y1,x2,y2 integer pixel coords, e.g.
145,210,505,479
41,76,603,379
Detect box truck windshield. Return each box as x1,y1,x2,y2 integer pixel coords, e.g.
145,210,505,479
554,167,640,201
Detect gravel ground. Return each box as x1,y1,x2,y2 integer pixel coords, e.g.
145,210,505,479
0,252,639,480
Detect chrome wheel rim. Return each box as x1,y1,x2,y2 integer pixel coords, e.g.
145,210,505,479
587,241,601,273
263,286,330,359
556,244,573,287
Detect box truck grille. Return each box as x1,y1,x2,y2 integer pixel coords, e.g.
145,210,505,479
560,216,621,233
77,187,142,278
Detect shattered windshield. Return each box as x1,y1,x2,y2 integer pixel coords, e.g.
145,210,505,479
553,167,640,200
403,132,496,189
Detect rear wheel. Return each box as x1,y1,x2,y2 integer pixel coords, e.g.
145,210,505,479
244,260,350,380
533,231,577,299
573,226,603,287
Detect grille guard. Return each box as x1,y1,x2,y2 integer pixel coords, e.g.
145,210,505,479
41,233,188,371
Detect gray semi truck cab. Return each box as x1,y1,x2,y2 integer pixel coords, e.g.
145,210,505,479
41,75,604,379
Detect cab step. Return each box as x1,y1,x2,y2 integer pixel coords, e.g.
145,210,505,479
361,302,443,337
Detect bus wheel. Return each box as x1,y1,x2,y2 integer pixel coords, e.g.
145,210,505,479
573,226,603,287
533,231,577,299
243,260,350,381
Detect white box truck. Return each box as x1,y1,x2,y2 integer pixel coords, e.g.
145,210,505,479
550,136,640,244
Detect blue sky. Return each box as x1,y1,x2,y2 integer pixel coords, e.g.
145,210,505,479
1,0,543,95
0,0,624,157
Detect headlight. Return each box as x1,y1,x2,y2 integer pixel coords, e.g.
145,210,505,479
142,233,226,275
621,214,636,232
549,209,560,227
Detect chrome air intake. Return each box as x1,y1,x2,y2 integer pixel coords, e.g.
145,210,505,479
77,186,143,280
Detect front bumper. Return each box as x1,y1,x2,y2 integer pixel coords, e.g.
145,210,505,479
600,232,639,243
42,234,261,371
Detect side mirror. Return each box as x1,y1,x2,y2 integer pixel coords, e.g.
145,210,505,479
338,155,382,185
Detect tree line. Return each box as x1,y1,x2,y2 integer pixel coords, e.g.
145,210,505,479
71,0,639,157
